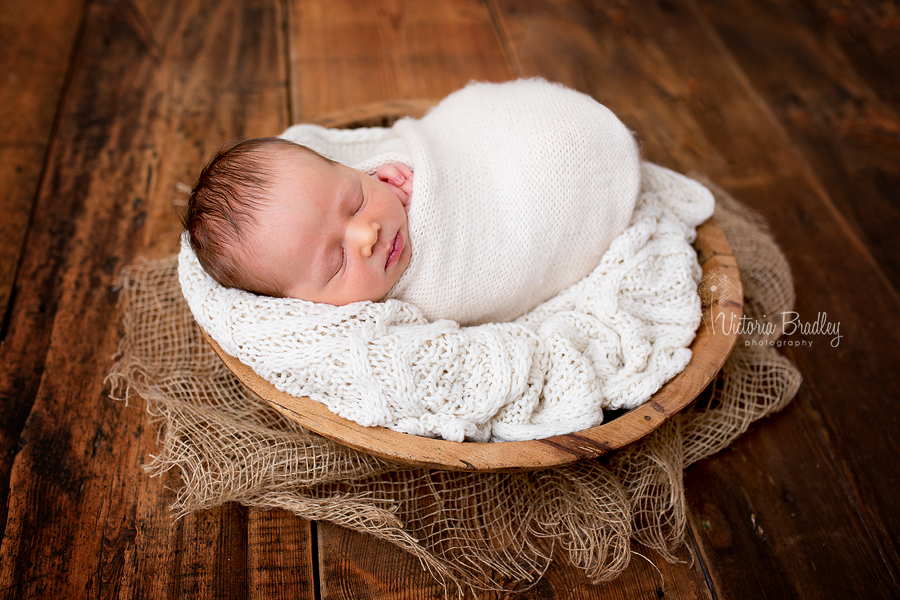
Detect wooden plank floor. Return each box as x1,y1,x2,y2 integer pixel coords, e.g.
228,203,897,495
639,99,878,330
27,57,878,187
1,0,898,597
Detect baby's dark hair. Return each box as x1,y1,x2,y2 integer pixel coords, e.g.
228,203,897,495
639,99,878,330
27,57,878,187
183,137,322,296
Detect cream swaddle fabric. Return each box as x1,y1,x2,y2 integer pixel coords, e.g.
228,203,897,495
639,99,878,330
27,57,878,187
179,79,715,442
364,79,640,325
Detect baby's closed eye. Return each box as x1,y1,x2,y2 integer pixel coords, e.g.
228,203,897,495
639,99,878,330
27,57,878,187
354,180,366,214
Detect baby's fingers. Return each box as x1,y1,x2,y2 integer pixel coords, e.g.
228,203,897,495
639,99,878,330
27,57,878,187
397,169,414,200
377,162,414,206
376,163,406,185
394,162,414,182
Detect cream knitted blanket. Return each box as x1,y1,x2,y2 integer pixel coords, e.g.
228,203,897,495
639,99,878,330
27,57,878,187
179,96,713,441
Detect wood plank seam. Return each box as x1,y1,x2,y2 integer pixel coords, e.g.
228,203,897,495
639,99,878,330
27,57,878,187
484,0,522,79
0,0,92,330
278,0,296,126
687,524,719,600
311,520,322,600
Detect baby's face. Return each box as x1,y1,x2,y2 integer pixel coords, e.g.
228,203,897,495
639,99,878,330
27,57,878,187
246,151,412,305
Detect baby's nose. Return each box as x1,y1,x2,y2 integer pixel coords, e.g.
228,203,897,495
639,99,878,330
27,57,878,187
348,219,380,257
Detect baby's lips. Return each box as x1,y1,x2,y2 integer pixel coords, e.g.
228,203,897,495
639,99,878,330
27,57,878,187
385,231,404,269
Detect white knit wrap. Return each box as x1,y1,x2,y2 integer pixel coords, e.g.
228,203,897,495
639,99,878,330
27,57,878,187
179,80,715,442
351,79,641,325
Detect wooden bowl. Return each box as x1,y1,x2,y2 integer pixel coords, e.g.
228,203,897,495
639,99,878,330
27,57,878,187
201,102,744,471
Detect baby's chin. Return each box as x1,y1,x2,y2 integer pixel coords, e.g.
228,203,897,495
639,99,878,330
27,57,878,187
285,285,401,307
282,251,411,306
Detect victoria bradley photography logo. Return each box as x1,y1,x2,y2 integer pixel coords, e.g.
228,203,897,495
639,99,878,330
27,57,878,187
698,273,841,348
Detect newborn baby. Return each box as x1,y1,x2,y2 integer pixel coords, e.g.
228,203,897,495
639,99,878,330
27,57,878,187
185,138,415,305
184,78,640,326
179,79,715,442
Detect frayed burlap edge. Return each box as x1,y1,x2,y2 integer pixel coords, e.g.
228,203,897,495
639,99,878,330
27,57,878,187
107,185,801,597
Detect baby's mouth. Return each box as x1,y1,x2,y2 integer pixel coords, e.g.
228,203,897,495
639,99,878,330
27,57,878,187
385,231,403,270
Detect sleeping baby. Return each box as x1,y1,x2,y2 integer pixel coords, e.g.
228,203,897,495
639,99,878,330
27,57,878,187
178,78,715,442
184,78,640,326
184,139,415,306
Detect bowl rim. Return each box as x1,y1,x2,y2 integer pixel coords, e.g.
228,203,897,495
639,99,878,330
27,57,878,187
200,100,743,471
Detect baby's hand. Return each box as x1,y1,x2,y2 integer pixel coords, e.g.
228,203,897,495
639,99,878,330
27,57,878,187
376,162,414,208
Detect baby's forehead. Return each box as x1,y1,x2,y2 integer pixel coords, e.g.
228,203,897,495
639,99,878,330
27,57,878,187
265,145,337,179
262,151,356,213
259,143,313,167
255,148,319,195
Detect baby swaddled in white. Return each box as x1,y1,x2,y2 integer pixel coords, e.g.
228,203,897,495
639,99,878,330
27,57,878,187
344,78,641,325
179,78,715,442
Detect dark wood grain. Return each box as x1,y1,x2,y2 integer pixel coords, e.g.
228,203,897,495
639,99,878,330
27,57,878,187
319,523,714,600
0,0,304,598
0,0,87,542
685,395,899,599
800,0,900,114
114,467,181,600
288,0,515,120
644,0,900,594
692,0,900,298
248,509,317,599
178,504,249,600
0,0,165,590
0,0,86,322
318,523,446,600
676,0,900,588
1,0,898,598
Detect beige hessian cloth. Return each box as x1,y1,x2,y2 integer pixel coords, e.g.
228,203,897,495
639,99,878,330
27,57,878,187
108,181,801,596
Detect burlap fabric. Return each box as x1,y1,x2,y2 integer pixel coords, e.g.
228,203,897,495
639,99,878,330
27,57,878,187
107,182,801,595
